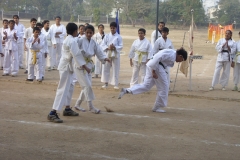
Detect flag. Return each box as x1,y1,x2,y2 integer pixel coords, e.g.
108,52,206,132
116,10,120,34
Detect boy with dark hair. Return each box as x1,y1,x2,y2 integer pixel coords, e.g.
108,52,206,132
129,28,152,87
151,21,165,47
2,20,19,76
36,23,48,80
13,15,25,69
101,22,123,89
152,27,174,87
47,23,87,123
23,18,37,74
92,24,105,78
50,16,66,69
0,19,8,69
26,27,44,82
78,25,85,38
42,20,56,71
119,48,187,113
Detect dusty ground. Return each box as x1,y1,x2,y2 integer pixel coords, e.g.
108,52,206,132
0,21,240,160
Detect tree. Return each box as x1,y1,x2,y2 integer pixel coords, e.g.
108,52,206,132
214,0,240,25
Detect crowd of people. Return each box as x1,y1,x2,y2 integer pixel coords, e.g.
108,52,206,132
4,15,239,123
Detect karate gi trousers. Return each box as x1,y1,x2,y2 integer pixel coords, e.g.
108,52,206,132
52,43,63,68
18,42,24,68
47,46,54,69
130,61,146,87
211,61,231,87
128,65,169,110
94,56,101,75
28,51,42,80
3,49,19,75
234,63,240,85
101,57,120,86
52,67,74,111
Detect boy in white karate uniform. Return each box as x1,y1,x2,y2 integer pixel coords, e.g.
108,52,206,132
101,22,123,89
26,27,45,82
232,31,240,91
209,30,236,91
129,28,152,87
0,20,8,69
78,25,85,38
152,27,174,86
24,18,37,74
0,32,3,59
74,25,110,113
36,23,48,79
119,48,187,113
42,20,56,71
151,22,165,47
47,23,89,123
92,24,105,78
2,20,19,76
50,16,66,69
13,15,25,69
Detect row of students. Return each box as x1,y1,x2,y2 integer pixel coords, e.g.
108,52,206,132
209,30,240,91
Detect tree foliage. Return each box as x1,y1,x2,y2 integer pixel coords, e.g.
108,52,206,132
214,0,240,25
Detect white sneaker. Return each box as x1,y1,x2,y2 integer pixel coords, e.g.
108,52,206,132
152,108,166,113
222,87,226,91
47,67,51,71
89,106,100,114
74,106,86,112
209,87,214,91
102,84,108,89
114,86,119,90
118,88,127,99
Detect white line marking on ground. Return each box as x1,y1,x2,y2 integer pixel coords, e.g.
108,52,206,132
198,59,213,77
1,91,24,94
3,119,240,148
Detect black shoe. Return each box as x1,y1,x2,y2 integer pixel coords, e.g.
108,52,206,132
42,76,44,80
26,79,34,81
47,112,63,123
24,70,28,74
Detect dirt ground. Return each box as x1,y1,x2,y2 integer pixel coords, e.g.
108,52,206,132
0,21,240,160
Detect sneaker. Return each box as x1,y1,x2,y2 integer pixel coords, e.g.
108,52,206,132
232,86,238,91
24,70,28,74
47,112,63,123
152,108,166,113
52,66,56,70
26,79,34,81
222,87,226,91
2,73,9,76
102,84,108,89
74,106,86,112
37,79,42,82
63,108,79,116
47,67,51,71
89,107,100,114
118,88,127,99
114,86,119,90
11,74,17,77
209,87,214,91
19,66,24,69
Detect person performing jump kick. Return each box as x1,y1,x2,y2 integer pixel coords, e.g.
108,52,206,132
118,48,187,113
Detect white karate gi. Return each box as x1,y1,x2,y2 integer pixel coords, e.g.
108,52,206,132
129,38,152,87
74,37,107,108
127,49,176,110
151,30,161,48
24,27,33,71
14,23,25,68
41,28,56,70
50,24,66,68
211,38,236,87
93,32,104,75
0,30,3,68
152,37,174,86
3,28,19,75
38,33,48,78
101,32,123,86
52,35,86,111
26,36,44,80
233,40,240,85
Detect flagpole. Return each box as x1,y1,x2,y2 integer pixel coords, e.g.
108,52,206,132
189,9,194,91
155,0,159,41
